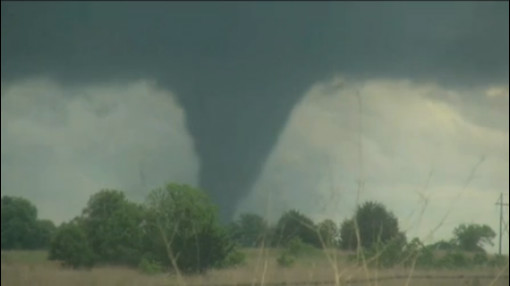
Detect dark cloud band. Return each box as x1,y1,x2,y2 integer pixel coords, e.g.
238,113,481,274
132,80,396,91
2,2,508,220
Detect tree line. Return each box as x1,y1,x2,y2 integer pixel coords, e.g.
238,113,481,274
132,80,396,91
1,183,507,273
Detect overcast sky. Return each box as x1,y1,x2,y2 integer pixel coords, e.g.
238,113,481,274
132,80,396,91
1,79,199,219
237,76,509,253
1,2,508,253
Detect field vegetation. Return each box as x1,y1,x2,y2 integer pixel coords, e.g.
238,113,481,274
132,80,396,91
2,184,509,286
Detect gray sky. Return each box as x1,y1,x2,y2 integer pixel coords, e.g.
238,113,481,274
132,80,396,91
1,2,508,252
237,76,509,253
1,79,199,219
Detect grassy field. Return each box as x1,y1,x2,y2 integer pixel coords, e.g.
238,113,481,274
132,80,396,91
2,249,509,286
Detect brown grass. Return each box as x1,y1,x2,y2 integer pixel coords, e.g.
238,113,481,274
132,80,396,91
2,250,508,286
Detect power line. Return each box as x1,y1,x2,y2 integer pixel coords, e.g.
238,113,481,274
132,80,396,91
495,193,509,255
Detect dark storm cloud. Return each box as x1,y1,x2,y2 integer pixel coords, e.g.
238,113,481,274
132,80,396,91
1,2,508,220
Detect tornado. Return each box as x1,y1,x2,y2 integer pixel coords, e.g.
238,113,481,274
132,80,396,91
2,2,508,221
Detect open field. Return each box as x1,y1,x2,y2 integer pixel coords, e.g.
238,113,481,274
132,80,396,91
2,250,508,286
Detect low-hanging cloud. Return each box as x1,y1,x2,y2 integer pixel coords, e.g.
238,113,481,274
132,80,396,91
237,77,509,253
1,78,199,223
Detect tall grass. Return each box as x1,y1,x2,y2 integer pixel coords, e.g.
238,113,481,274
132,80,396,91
2,249,509,286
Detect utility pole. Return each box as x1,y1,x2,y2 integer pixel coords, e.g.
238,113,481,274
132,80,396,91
496,193,509,255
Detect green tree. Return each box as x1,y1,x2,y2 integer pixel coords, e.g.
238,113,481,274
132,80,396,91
473,252,489,266
49,220,95,268
368,231,407,268
453,223,496,253
402,238,433,268
1,196,38,249
229,213,268,247
81,189,146,266
339,201,401,250
2,196,58,250
317,219,339,248
29,219,57,249
274,209,320,247
339,218,357,250
438,251,469,269
144,183,236,273
428,239,458,252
